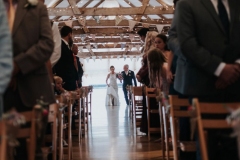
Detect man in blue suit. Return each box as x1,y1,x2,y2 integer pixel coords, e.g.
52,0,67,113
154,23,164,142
121,64,137,105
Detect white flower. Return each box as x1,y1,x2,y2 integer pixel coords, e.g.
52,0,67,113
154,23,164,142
128,70,131,73
25,0,38,7
28,0,38,6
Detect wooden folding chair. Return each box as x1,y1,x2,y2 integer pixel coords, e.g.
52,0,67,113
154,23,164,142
132,86,143,134
169,95,196,160
145,87,160,141
0,120,7,160
194,98,239,160
14,106,40,160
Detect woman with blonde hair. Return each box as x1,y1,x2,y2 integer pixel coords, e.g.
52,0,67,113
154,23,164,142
136,31,158,85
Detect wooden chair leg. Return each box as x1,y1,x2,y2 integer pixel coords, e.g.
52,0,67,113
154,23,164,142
162,106,170,160
58,113,64,160
159,104,165,160
68,102,73,160
170,116,178,160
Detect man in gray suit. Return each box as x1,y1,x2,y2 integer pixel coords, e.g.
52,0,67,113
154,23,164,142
174,0,240,102
173,0,240,159
4,0,55,111
3,0,55,159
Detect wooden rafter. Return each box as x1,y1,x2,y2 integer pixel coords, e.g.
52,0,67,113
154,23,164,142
51,0,63,8
156,0,170,6
135,0,150,22
93,0,104,8
82,0,93,8
48,6,174,16
68,0,81,15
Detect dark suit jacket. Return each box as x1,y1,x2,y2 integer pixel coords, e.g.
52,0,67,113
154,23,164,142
5,0,55,107
53,41,78,90
121,70,137,87
174,0,240,96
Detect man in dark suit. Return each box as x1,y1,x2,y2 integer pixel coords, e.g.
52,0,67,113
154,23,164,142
72,44,84,88
53,26,78,91
3,0,55,159
174,0,240,101
174,0,240,159
121,64,137,105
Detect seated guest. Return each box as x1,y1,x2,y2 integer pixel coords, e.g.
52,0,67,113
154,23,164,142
53,76,66,95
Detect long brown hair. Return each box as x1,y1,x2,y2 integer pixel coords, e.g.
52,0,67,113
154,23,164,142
147,48,166,87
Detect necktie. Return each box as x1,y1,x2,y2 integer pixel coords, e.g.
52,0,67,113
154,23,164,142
7,0,16,32
217,0,230,36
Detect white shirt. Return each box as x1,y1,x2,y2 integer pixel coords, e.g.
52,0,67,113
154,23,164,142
125,70,129,75
210,0,230,20
61,38,70,49
210,0,236,76
50,23,61,67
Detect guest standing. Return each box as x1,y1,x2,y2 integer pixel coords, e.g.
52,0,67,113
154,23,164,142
175,0,240,159
3,0,55,159
0,1,12,117
53,26,78,91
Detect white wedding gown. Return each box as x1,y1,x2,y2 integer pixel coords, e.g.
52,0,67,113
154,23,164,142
105,73,119,106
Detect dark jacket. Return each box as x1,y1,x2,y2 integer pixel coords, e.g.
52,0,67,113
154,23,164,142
53,40,78,90
121,70,137,87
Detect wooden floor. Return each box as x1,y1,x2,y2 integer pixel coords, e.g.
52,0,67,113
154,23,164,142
70,88,163,160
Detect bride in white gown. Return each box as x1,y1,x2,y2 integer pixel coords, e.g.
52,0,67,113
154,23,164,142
105,66,122,106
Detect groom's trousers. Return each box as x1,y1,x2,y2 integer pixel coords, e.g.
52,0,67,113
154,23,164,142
122,85,129,105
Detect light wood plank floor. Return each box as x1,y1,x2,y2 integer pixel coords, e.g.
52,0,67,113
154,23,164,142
70,88,163,160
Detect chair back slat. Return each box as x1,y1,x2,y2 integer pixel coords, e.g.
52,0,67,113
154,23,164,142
202,120,230,129
16,128,31,138
174,111,194,117
170,95,189,107
132,87,142,96
197,103,239,114
21,111,33,122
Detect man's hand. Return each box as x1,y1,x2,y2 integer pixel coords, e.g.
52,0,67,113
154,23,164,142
216,64,240,89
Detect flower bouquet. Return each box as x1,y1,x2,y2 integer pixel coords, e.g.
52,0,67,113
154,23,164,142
117,72,123,80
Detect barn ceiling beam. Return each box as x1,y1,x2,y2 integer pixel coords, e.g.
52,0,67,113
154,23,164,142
58,19,171,27
48,6,174,16
68,0,81,15
135,0,150,22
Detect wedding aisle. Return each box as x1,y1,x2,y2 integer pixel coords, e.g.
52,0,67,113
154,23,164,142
71,88,162,160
